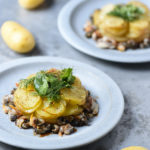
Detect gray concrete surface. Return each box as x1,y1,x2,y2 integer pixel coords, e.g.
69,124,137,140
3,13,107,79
0,0,150,150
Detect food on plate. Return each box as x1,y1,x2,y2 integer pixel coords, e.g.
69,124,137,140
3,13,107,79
122,146,148,150
84,1,150,51
1,21,35,53
2,68,98,136
18,0,45,9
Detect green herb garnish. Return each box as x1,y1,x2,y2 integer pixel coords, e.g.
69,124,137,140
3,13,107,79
60,68,75,88
19,68,75,102
19,77,35,88
108,4,145,21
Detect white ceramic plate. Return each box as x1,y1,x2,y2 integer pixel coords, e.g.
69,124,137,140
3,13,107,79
0,57,124,149
58,0,150,63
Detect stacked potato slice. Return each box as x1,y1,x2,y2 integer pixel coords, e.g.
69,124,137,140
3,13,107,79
92,1,150,42
14,88,42,114
14,77,87,123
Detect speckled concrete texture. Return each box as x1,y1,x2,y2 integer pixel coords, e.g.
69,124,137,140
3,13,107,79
0,0,150,150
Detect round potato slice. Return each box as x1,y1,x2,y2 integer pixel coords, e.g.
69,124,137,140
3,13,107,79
14,88,42,114
73,77,82,86
35,99,66,120
100,16,129,37
35,106,55,119
100,29,128,42
61,78,87,105
99,4,115,22
128,19,150,41
43,99,66,115
102,33,128,42
63,104,83,116
35,111,58,123
108,35,128,42
92,10,101,27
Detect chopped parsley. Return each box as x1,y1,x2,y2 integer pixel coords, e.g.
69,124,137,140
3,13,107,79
19,68,75,102
108,4,145,21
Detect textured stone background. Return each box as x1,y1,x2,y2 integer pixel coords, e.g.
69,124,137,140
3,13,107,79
0,0,150,150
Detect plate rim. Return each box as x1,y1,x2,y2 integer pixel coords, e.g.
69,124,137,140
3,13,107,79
0,56,124,149
58,0,150,63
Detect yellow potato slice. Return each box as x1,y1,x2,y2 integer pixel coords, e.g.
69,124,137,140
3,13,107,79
35,110,58,123
92,10,101,27
102,33,128,42
63,104,83,116
14,88,42,114
128,1,150,40
122,146,148,150
43,99,66,115
128,19,150,41
73,77,82,86
35,99,66,120
35,106,54,119
99,4,115,22
100,29,128,41
147,12,150,23
61,78,87,105
100,16,129,37
101,4,115,14
110,36,128,42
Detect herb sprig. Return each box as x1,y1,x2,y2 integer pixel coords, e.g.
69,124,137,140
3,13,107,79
108,4,145,21
19,68,75,102
19,77,35,88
